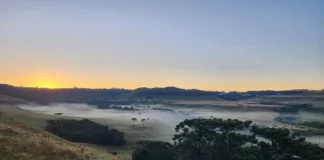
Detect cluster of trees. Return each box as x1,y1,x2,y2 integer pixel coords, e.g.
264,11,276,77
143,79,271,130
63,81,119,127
96,104,136,111
301,121,324,129
132,118,324,160
274,116,298,125
88,99,171,108
218,92,256,101
133,87,218,98
260,101,283,105
87,100,135,107
110,105,135,110
134,99,172,104
45,119,126,146
152,108,175,113
278,103,313,113
131,118,148,127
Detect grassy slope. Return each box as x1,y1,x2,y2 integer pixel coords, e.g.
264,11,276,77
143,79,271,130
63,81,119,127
0,109,120,160
246,92,324,112
170,92,324,112
0,105,150,160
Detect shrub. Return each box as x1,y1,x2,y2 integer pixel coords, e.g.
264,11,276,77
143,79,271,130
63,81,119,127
45,119,126,146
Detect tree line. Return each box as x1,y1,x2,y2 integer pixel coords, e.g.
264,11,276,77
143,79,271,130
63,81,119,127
0,84,313,104
132,118,324,160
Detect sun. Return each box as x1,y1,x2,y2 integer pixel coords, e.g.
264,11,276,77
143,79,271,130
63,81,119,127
29,74,60,89
36,82,56,89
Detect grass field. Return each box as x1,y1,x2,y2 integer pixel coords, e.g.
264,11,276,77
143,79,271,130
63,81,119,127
0,105,128,160
0,107,122,160
171,92,324,113
0,92,323,159
0,104,175,159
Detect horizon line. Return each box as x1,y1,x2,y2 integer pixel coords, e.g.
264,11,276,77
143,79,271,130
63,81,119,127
2,83,323,93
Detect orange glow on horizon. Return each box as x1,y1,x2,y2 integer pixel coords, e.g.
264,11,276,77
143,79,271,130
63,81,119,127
30,78,58,89
2,72,323,91
34,83,56,89
20,82,323,91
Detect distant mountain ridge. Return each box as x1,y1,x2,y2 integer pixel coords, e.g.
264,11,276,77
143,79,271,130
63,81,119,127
0,83,320,104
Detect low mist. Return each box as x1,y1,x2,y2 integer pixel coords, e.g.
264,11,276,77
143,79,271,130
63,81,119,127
19,103,324,147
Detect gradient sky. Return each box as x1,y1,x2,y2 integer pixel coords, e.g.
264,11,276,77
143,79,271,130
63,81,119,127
1,0,323,91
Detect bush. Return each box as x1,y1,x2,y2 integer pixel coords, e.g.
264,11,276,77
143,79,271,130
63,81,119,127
277,103,313,113
45,119,126,146
132,141,174,160
301,121,324,129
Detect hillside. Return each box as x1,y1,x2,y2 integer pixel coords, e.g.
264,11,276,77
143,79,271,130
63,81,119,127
1,83,318,104
0,110,120,160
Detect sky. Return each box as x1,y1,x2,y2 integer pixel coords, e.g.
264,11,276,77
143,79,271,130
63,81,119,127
0,0,323,91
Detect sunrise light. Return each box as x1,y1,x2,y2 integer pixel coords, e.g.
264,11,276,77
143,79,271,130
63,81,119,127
34,82,56,89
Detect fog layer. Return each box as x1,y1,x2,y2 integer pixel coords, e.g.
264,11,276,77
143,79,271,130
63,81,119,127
19,103,324,147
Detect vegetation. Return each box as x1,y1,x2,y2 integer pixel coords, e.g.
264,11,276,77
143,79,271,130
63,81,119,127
131,117,137,125
96,105,136,111
152,107,175,113
260,101,282,105
274,116,298,125
0,112,119,160
132,118,324,160
141,119,146,127
88,100,135,107
132,141,174,160
0,83,314,104
301,121,324,129
45,119,126,146
277,103,313,113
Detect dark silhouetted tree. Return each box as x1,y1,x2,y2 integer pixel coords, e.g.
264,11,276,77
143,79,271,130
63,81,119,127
252,126,324,160
141,119,146,127
131,118,137,125
132,141,174,160
132,118,324,160
172,118,255,160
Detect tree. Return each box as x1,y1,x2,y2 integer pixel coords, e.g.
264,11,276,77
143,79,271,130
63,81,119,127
172,118,255,160
131,118,137,125
141,119,146,127
132,141,174,160
132,118,324,160
54,113,63,116
251,126,324,160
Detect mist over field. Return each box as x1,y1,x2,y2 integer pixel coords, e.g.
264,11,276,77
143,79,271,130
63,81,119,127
19,103,279,126
19,103,324,147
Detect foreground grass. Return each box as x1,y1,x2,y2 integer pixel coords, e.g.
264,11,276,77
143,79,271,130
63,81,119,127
0,111,120,160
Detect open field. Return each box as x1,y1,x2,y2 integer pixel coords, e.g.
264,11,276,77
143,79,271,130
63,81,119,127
171,99,283,110
10,102,324,147
171,92,324,112
0,91,323,159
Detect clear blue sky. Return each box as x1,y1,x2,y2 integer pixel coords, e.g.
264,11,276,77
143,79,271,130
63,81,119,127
0,0,323,91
